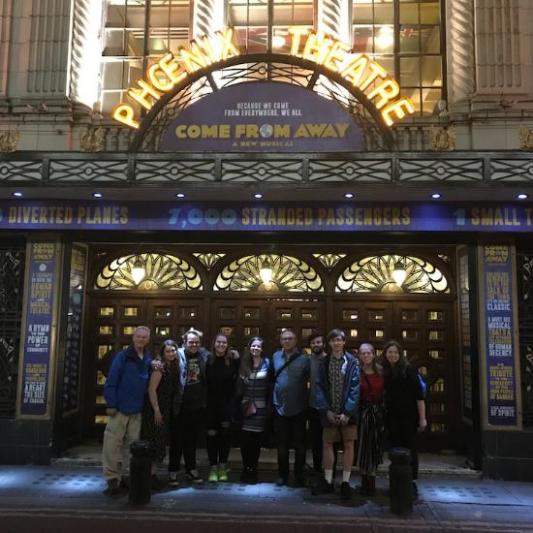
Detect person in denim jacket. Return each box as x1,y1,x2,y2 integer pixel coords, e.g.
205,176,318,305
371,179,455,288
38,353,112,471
312,328,360,500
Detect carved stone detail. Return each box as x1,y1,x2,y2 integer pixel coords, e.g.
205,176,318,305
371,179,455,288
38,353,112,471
431,127,456,152
0,130,19,153
80,127,106,153
519,128,533,151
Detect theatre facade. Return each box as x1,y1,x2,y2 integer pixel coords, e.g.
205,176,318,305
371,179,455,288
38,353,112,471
1,0,533,480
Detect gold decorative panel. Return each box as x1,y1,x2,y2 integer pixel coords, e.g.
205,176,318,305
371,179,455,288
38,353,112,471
193,253,226,270
95,253,203,291
214,255,324,292
336,255,449,294
313,253,346,270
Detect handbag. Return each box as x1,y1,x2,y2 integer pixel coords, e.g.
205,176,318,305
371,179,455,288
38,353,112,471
242,399,257,418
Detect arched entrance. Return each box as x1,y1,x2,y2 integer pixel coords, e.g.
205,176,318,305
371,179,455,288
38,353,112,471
86,247,457,451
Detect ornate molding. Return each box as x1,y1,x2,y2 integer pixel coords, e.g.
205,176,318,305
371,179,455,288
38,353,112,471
80,126,106,153
192,0,224,38
519,128,533,151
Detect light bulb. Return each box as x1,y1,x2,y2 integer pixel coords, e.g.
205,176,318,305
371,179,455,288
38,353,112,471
131,257,146,285
392,260,407,286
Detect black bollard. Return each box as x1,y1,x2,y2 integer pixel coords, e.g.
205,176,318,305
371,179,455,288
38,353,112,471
388,447,413,516
129,440,152,505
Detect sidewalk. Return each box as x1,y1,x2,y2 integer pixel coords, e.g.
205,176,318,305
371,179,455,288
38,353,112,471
1,461,532,533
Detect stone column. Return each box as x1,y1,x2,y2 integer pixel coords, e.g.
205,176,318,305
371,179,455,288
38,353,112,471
191,0,225,38
446,0,476,108
0,0,13,101
69,0,105,110
316,0,351,42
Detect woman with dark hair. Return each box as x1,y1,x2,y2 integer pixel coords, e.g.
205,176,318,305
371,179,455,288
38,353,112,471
357,342,384,496
382,339,427,496
141,339,181,487
238,336,271,484
206,333,240,482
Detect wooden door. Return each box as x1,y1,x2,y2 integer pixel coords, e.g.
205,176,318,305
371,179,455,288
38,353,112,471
210,297,325,356
88,296,205,433
393,300,457,450
332,299,394,354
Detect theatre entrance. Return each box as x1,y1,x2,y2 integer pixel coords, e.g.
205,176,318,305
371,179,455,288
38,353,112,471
86,249,457,451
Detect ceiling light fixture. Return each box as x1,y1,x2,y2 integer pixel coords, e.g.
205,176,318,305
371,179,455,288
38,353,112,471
431,193,441,199
253,193,263,199
517,193,529,200
344,192,354,199
131,256,146,285
392,257,407,286
92,192,103,198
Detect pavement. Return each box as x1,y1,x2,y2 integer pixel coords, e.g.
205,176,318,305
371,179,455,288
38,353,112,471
1,450,533,533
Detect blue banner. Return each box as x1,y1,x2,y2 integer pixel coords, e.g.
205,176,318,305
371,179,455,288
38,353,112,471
1,201,533,232
20,242,59,416
160,82,365,152
482,246,518,427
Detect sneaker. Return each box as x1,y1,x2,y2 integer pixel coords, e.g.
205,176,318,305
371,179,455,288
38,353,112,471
218,467,228,482
168,471,179,487
275,477,288,487
340,481,353,500
185,470,203,484
311,477,334,496
208,468,218,482
103,478,121,497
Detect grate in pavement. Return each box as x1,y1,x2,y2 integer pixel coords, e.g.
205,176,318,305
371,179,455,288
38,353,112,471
421,485,500,500
32,473,101,487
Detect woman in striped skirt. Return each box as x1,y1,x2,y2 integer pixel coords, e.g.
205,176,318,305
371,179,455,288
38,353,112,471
238,336,271,484
357,342,384,496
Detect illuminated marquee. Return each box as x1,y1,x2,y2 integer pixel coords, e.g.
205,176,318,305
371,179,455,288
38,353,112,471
112,27,414,130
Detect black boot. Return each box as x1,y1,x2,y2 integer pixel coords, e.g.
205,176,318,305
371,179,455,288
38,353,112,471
366,475,376,497
359,475,368,496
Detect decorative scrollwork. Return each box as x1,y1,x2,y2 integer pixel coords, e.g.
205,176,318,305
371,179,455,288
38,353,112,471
214,254,323,292
95,253,203,291
336,255,450,294
0,247,25,417
313,253,346,270
193,253,226,270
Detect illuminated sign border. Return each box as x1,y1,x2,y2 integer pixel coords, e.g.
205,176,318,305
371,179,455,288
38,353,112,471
112,28,414,134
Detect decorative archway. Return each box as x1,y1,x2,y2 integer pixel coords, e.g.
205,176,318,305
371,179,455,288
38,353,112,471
95,253,203,291
213,253,324,292
130,54,395,152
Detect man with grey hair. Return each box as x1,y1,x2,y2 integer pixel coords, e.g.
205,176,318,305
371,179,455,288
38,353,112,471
102,326,152,496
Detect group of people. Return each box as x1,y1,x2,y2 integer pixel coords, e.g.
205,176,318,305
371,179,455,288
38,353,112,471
102,325,427,499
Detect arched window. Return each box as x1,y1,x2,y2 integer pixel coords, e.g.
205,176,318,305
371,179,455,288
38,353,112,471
214,254,323,291
336,254,449,293
95,253,203,290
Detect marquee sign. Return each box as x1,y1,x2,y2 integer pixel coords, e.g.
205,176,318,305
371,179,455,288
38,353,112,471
159,82,364,152
2,201,533,233
112,28,414,133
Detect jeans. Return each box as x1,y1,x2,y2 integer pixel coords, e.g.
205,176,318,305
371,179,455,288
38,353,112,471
169,408,203,472
274,410,307,479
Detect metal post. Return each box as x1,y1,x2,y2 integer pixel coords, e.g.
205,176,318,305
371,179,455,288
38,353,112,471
388,447,413,516
129,440,152,505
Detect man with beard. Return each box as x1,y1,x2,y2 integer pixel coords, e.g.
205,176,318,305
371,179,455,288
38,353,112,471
308,331,326,473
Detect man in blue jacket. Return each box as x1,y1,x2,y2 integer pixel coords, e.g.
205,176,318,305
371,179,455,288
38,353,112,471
312,328,360,500
102,326,152,496
271,329,310,487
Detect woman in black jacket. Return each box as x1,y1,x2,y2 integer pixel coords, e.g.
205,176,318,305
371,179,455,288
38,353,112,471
206,333,240,483
382,340,427,496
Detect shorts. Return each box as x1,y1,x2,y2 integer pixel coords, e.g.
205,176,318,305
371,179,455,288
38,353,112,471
323,424,357,443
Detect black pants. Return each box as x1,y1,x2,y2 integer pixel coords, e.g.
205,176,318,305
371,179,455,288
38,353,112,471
206,404,232,466
387,419,419,480
240,429,263,470
169,408,203,473
308,408,323,472
275,411,307,479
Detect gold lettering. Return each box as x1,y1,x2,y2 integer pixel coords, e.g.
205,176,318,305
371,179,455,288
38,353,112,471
112,104,140,129
302,33,333,64
367,79,400,109
340,55,369,88
128,80,161,110
323,41,351,72
382,99,415,126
